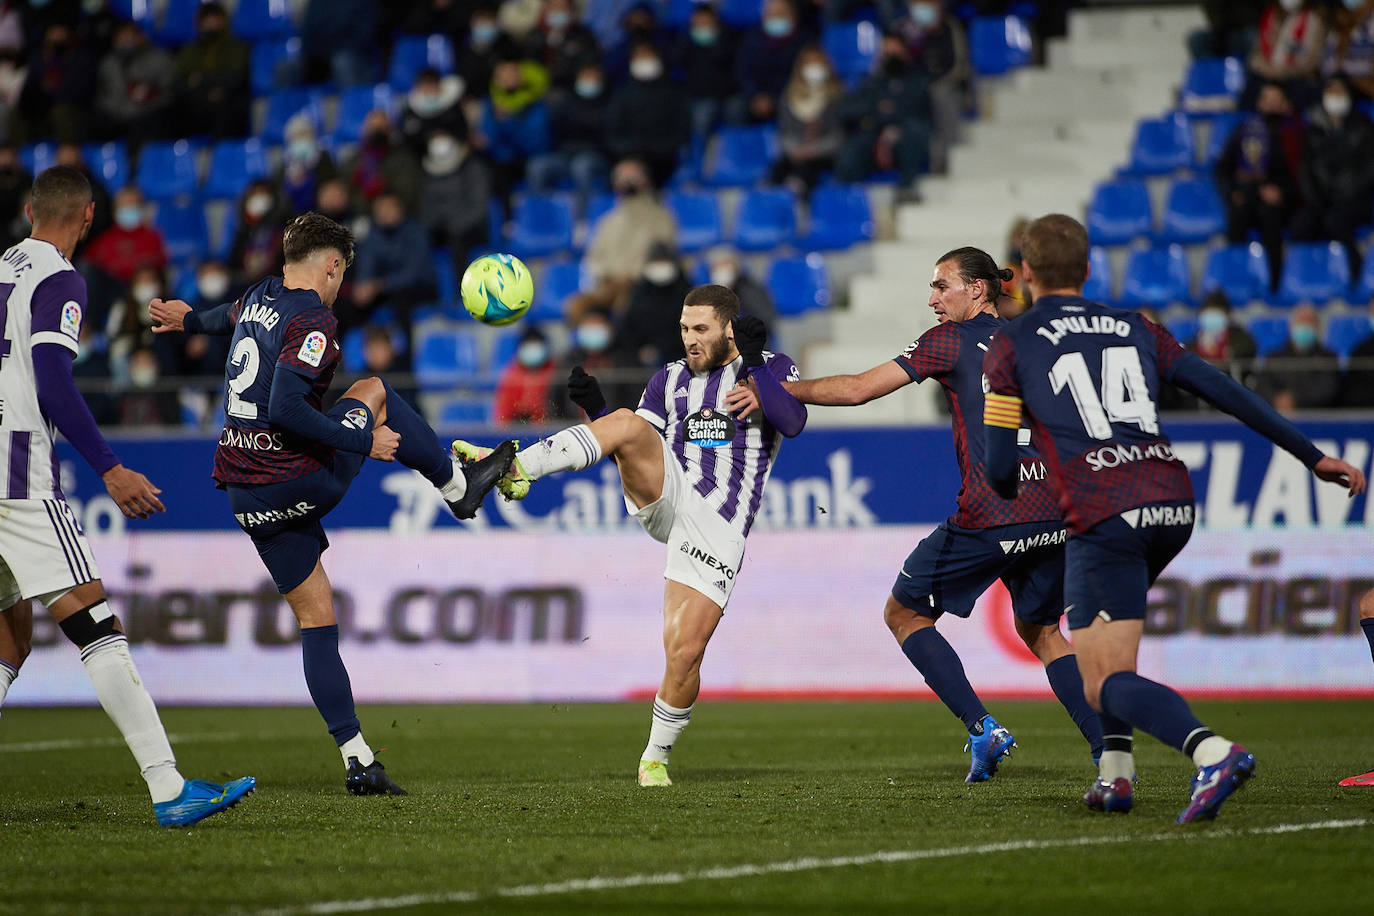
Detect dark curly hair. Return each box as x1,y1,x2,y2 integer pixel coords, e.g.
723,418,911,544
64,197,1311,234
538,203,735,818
282,211,355,267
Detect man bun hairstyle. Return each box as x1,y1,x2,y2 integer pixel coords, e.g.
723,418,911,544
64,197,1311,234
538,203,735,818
282,211,355,267
683,283,741,324
30,165,92,226
936,246,1011,302
1021,213,1089,291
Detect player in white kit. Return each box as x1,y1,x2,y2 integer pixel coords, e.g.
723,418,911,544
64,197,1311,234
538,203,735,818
0,166,254,827
455,285,806,785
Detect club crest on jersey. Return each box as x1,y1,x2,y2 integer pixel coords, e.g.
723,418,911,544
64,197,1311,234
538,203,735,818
340,407,369,430
60,300,81,339
298,330,328,367
683,406,735,447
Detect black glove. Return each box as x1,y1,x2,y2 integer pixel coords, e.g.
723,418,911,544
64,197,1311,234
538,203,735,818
732,315,767,369
568,366,606,417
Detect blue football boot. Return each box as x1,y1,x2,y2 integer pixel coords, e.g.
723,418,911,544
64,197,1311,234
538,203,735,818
964,715,1016,783
154,776,256,827
1177,745,1256,824
1084,777,1134,813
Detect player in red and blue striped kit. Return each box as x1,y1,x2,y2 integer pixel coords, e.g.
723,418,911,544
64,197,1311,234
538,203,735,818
983,214,1366,822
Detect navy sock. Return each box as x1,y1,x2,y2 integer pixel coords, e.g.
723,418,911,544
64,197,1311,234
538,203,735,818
900,627,989,732
1098,670,1205,753
1362,618,1374,665
300,624,360,746
1045,655,1104,757
381,380,452,487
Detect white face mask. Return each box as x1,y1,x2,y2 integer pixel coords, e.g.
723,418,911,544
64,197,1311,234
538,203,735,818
245,193,273,219
429,136,458,160
801,63,827,86
1323,92,1352,118
709,264,739,288
129,363,158,387
629,57,663,81
198,272,229,301
643,261,678,285
132,282,160,307
1279,0,1303,11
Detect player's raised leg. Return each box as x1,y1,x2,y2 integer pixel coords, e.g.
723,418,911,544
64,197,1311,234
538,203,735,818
0,599,33,718
1338,587,1374,787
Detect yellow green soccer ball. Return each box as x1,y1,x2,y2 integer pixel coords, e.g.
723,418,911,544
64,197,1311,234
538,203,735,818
459,252,534,326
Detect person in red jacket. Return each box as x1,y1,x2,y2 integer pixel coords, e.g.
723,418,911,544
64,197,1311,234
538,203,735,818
493,327,556,424
83,186,167,286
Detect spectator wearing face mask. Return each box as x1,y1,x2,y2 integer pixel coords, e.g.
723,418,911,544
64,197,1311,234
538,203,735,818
706,247,777,327
603,41,691,186
418,129,493,272
106,265,167,374
400,68,469,156
94,20,173,148
117,346,182,427
164,260,234,380
494,327,557,423
226,179,287,288
173,1,249,140
315,177,365,238
459,5,515,102
671,5,739,138
477,53,552,199
349,191,439,330
578,157,677,317
342,108,421,213
523,0,601,91
603,2,669,86
526,61,611,197
1245,0,1326,109
276,114,339,215
618,241,693,367
836,31,933,197
1255,303,1342,411
302,0,379,87
891,0,968,175
1187,290,1258,366
731,0,811,125
1291,74,1374,280
771,45,844,195
555,308,639,417
84,186,168,287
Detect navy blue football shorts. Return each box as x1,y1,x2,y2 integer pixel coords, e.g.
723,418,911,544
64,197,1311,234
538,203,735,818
225,399,372,594
890,519,1067,626
1063,501,1195,631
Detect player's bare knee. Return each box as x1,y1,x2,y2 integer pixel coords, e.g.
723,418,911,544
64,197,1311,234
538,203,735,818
666,640,707,679
344,377,387,422
883,595,930,641
1083,678,1105,712
1359,588,1374,620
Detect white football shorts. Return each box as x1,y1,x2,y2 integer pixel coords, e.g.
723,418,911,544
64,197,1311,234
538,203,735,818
0,498,100,608
626,437,747,610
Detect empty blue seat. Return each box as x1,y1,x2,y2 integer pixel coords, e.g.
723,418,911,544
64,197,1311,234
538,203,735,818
1157,176,1225,243
154,200,209,264
719,0,763,28
109,0,157,32
81,142,129,192
665,190,723,252
508,193,575,258
437,397,493,425
732,188,797,251
1180,56,1244,114
156,0,202,45
800,184,874,250
415,326,481,390
135,140,199,201
1083,245,1114,302
261,87,325,145
822,22,879,80
431,248,458,313
210,205,236,260
1275,241,1351,306
767,254,831,316
969,16,1033,76
202,138,269,201
1120,245,1192,307
584,191,615,229
233,0,295,41
250,36,302,95
20,142,56,177
489,331,523,372
340,328,368,373
704,126,777,187
538,261,582,317
1248,315,1290,356
388,34,456,91
335,83,396,145
1087,179,1152,245
1123,113,1193,175
1200,111,1244,166
1326,314,1372,356
1201,243,1270,303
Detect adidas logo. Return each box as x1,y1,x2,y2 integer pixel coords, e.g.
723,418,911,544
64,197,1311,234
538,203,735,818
713,579,728,592
673,387,689,398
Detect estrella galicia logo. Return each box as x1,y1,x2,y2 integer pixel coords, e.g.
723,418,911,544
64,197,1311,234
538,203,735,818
340,407,370,431
683,406,735,448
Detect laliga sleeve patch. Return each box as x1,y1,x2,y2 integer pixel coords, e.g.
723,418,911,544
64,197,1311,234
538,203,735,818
298,330,328,367
683,406,736,448
59,301,82,340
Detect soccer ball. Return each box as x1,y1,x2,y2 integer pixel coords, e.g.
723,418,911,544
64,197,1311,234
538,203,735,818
460,253,533,326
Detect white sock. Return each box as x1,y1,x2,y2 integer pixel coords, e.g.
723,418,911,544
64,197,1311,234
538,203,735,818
1099,749,1135,783
1190,733,1233,768
438,456,467,501
340,732,374,767
516,425,603,480
641,695,692,764
0,659,17,718
82,635,185,803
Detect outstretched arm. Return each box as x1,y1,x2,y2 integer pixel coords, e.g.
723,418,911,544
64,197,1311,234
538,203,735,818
150,297,239,335
749,363,807,437
782,361,912,407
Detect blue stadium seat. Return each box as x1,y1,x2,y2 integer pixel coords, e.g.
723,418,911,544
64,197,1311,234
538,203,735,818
732,188,797,251
81,142,130,193
665,190,723,252
1326,314,1373,357
1179,56,1244,114
767,254,831,316
1200,242,1270,303
135,140,200,201
800,184,874,250
1123,113,1193,176
1166,315,1199,344
704,126,777,187
719,0,763,28
438,398,493,425
415,326,481,390
1086,179,1152,245
822,22,879,80
261,87,326,145
1119,245,1192,308
1083,245,1114,302
1157,177,1225,243
202,138,269,201
154,199,209,264
431,248,459,314
340,328,368,373
538,260,582,318
156,0,202,45
20,142,56,177
210,205,236,260
251,36,302,95
335,83,396,145
489,331,523,372
233,0,296,41
584,191,616,230
508,193,576,258
109,0,157,33
969,16,1033,76
1274,241,1351,306
388,34,456,91
1247,315,1290,356
1200,110,1244,166
1354,247,1374,300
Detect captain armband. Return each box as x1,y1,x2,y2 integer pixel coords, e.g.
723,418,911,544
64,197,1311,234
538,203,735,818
983,393,1022,430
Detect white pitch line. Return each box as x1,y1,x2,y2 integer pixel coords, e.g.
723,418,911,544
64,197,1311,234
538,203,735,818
243,817,1371,916
0,732,252,754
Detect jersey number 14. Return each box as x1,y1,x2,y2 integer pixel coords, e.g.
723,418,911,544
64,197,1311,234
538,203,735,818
1049,346,1159,440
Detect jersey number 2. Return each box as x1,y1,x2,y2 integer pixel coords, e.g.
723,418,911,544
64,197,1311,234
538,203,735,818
1049,347,1159,440
226,337,261,419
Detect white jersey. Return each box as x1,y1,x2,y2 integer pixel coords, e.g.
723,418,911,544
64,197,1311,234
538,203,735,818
0,238,86,500
635,351,799,537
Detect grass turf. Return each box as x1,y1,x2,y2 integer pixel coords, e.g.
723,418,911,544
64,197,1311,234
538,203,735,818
2,700,1372,915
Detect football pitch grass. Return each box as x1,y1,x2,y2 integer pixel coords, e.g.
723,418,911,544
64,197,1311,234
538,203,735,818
3,700,1373,915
